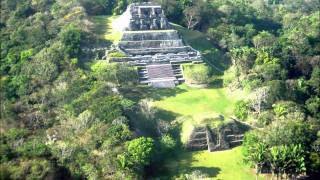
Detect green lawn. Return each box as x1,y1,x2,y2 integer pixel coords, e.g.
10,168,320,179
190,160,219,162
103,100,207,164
152,84,257,179
90,15,122,43
154,84,237,117
153,84,246,144
162,147,264,180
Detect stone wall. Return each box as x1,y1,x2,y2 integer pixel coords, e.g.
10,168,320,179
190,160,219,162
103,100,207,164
186,119,251,152
126,2,170,31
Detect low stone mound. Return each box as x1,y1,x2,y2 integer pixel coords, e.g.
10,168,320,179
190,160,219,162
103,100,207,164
186,127,208,151
186,119,251,152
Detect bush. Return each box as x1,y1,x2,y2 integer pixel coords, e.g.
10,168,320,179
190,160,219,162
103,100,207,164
234,100,249,121
91,62,138,84
182,64,210,84
257,110,274,127
159,134,177,155
16,139,49,158
108,51,126,58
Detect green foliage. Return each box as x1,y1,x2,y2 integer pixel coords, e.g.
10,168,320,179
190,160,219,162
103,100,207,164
234,100,249,120
230,47,257,75
60,25,82,58
309,152,320,173
159,134,177,155
5,128,29,141
127,137,155,166
91,62,138,84
0,143,14,162
106,124,132,146
120,137,155,169
272,101,305,121
306,96,320,119
257,110,274,127
252,31,276,49
108,51,126,58
1,0,320,179
2,159,52,180
182,64,210,84
269,144,306,178
16,139,49,158
89,96,123,123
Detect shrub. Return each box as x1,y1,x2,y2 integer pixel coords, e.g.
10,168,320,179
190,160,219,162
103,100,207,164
234,100,249,121
91,62,138,84
182,64,210,84
108,51,126,58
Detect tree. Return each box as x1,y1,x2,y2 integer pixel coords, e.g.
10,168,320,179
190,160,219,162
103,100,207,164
126,137,155,167
60,25,82,58
306,96,320,119
89,96,123,123
183,5,201,29
182,64,210,84
159,134,176,155
252,31,276,49
230,47,257,75
308,67,320,94
234,100,249,120
243,132,268,180
118,137,155,174
250,86,270,114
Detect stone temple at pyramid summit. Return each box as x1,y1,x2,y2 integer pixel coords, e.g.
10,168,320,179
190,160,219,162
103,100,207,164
109,2,202,88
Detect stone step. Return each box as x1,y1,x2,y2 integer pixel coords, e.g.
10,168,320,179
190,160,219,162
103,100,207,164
119,40,184,49
124,46,192,55
121,30,180,41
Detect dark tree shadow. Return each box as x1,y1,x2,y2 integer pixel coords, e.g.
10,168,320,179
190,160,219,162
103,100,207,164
120,85,187,103
153,148,222,179
154,108,179,122
189,166,221,178
208,78,223,88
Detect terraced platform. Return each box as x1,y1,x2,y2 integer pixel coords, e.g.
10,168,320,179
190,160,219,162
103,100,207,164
110,2,202,88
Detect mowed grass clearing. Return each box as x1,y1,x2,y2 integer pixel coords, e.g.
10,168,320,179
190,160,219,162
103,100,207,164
162,147,264,180
90,15,122,43
153,84,240,118
152,84,258,179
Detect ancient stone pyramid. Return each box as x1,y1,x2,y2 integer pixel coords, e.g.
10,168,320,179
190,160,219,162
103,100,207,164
110,2,202,88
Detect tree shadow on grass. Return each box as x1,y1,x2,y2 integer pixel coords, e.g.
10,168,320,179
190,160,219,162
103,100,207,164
120,85,187,103
188,166,221,178
154,108,179,122
208,78,223,88
156,149,222,179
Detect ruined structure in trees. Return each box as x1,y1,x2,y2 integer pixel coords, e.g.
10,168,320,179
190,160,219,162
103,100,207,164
110,2,202,88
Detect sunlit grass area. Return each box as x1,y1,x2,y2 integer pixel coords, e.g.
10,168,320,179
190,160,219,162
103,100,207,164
154,84,236,117
162,147,264,180
90,15,122,43
153,84,247,144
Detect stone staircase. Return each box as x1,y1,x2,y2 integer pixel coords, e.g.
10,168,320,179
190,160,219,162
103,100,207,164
186,127,208,151
137,63,185,87
111,3,203,88
186,119,249,152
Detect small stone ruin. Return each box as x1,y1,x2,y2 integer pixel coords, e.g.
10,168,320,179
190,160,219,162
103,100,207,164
186,119,251,152
109,2,202,88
